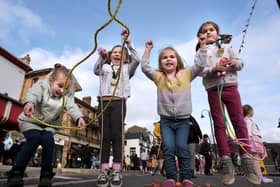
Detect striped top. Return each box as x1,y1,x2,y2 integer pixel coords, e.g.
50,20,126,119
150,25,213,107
141,57,203,119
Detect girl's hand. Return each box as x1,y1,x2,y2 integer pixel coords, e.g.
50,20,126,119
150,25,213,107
213,63,227,73
98,47,107,59
121,29,131,45
78,118,86,129
198,33,207,49
145,40,153,49
227,58,238,69
23,102,34,117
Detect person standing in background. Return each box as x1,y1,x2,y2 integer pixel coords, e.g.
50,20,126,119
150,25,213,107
187,116,202,178
243,104,273,183
199,134,212,175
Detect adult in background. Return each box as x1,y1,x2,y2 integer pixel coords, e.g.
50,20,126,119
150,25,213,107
187,115,202,178
199,134,212,175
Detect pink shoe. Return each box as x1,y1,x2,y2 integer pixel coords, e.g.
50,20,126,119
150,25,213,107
182,179,193,187
163,179,176,187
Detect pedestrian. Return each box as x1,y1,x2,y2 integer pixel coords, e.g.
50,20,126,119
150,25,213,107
125,155,131,171
243,104,273,183
198,155,205,174
65,149,73,168
93,30,140,187
151,154,159,175
141,40,204,187
91,154,98,170
140,150,149,174
194,21,260,185
199,134,212,175
150,141,159,158
7,63,86,187
195,155,200,174
271,147,279,171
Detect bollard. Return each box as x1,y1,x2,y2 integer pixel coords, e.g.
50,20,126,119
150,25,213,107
56,162,62,175
175,181,181,186
153,183,160,187
205,182,211,187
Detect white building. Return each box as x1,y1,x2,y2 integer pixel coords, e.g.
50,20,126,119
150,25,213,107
124,131,151,158
0,47,32,99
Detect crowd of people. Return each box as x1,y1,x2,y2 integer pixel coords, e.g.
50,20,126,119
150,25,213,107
1,21,277,187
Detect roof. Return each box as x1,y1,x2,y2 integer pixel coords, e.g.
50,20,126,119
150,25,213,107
0,46,32,72
75,97,96,111
125,132,143,139
125,132,150,142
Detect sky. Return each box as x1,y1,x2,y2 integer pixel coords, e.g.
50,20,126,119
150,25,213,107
1,0,280,143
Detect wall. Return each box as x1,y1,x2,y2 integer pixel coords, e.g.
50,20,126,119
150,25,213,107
0,56,26,99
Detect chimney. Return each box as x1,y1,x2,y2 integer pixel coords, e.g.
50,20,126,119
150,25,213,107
20,54,31,64
82,96,92,105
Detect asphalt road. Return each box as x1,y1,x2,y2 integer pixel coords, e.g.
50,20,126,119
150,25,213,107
0,171,279,187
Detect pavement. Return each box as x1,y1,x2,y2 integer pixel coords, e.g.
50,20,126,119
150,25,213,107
0,164,100,177
0,165,279,187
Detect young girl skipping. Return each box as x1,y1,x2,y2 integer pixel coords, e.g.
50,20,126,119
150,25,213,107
93,31,140,187
195,21,260,185
7,63,86,187
141,40,204,187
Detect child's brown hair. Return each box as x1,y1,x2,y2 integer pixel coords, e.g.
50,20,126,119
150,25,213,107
197,21,220,37
196,21,220,51
243,104,253,117
106,45,131,64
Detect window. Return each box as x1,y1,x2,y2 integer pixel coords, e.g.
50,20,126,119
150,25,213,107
130,147,136,156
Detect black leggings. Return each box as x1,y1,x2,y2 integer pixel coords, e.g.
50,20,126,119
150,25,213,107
98,99,126,164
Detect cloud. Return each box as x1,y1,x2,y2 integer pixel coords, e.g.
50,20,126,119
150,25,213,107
19,7,279,142
0,0,52,44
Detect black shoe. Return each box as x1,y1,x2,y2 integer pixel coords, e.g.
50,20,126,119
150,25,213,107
7,169,24,187
38,168,55,187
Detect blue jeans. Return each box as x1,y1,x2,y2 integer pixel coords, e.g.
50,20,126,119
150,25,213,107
15,129,54,169
160,118,191,180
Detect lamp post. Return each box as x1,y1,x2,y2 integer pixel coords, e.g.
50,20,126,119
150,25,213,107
200,109,218,157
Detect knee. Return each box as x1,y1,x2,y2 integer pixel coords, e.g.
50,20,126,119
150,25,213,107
163,144,175,155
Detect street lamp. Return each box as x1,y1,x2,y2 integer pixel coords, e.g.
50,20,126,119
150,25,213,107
200,109,218,156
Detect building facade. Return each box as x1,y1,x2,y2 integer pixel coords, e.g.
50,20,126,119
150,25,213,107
124,125,151,158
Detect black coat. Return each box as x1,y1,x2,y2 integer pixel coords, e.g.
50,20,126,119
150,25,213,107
188,115,202,144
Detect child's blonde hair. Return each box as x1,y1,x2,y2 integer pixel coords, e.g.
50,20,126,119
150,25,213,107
49,63,74,92
158,46,184,73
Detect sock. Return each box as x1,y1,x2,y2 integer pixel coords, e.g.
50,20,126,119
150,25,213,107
222,155,231,160
101,163,110,173
112,162,122,172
